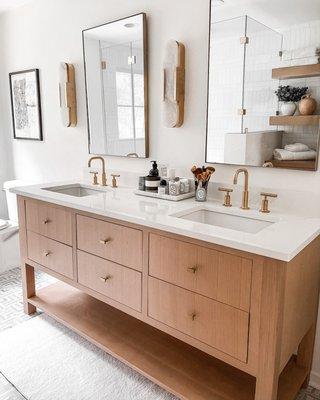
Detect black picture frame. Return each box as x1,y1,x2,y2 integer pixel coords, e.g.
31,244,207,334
9,68,43,141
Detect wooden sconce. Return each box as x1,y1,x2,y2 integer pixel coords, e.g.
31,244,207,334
59,62,77,127
163,40,185,128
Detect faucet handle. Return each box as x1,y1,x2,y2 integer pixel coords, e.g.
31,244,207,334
260,192,277,213
218,187,233,207
111,174,120,188
90,171,99,185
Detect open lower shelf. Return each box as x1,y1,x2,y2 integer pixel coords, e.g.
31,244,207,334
266,159,316,171
28,282,308,400
269,115,320,126
272,63,320,80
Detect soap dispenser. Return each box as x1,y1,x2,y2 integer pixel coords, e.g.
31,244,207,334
145,161,161,192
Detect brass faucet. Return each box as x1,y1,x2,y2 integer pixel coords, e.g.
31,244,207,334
88,156,107,186
233,168,249,210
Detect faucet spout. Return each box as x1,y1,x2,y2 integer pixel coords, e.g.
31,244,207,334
233,168,249,209
88,156,107,186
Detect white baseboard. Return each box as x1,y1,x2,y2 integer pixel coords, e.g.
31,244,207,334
310,370,320,390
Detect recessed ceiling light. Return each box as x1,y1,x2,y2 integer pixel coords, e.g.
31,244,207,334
124,23,135,28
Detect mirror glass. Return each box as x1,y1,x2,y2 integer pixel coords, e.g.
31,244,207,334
83,13,148,157
206,0,320,171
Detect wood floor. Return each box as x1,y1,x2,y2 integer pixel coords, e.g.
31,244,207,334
0,268,319,400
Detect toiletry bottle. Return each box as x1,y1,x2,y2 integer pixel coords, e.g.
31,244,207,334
145,161,161,192
158,179,167,195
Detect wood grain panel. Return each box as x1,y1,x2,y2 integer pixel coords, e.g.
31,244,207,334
77,215,142,271
27,231,73,279
77,250,142,312
148,277,249,362
26,200,72,245
149,233,252,311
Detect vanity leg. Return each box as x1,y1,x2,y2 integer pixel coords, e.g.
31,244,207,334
297,324,317,389
255,259,286,400
21,264,36,314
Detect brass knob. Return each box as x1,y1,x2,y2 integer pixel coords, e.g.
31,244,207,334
260,192,277,213
111,174,120,188
190,312,197,321
43,251,51,257
187,266,198,274
90,171,99,185
218,187,233,207
99,239,111,245
42,219,51,224
100,275,112,282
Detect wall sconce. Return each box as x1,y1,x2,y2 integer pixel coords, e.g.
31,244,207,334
59,62,77,127
163,40,185,128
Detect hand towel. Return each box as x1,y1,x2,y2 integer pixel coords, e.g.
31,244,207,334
273,149,317,161
284,143,309,152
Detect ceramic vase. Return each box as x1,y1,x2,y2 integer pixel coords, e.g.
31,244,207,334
299,94,317,115
280,101,297,116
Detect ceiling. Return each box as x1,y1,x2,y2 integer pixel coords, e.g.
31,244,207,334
0,0,34,13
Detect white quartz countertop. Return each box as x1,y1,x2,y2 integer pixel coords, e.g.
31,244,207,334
11,181,320,262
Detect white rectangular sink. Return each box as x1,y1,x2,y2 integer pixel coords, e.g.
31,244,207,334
175,209,274,234
43,184,105,198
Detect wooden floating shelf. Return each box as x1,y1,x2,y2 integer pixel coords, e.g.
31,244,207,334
266,159,316,171
269,115,320,126
28,281,309,400
272,63,320,80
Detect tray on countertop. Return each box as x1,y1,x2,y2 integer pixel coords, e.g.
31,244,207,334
134,190,195,202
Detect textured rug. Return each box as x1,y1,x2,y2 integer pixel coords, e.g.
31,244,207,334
0,314,175,400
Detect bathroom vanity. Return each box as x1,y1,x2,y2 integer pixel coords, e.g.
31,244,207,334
12,183,320,400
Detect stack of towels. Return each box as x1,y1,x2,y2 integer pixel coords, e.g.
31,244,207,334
273,143,317,161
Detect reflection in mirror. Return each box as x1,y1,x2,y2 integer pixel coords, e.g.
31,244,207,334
206,0,320,171
83,13,148,157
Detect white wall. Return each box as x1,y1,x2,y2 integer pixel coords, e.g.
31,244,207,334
0,0,320,387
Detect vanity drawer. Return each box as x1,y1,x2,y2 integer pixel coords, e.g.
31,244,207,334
26,200,72,245
148,277,249,362
77,251,142,312
77,215,143,271
27,231,73,279
149,234,252,311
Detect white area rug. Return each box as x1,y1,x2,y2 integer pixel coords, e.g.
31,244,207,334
0,314,176,400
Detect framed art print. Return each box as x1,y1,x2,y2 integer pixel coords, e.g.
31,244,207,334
9,68,43,140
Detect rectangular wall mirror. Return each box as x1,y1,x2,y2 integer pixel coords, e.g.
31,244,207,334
83,13,148,158
206,0,320,171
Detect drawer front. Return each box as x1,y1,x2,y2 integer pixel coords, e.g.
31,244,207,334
27,231,73,279
77,251,142,311
26,200,72,245
77,215,143,271
148,277,249,362
149,234,252,311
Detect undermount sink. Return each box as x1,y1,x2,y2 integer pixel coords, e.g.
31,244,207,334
43,184,106,197
174,208,275,234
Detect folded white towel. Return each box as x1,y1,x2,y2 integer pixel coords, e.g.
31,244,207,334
284,143,309,152
273,149,317,161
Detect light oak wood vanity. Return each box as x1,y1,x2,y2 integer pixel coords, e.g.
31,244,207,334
17,195,320,400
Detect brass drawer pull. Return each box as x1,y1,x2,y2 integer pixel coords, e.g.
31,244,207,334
99,239,111,245
100,275,112,282
42,219,51,225
189,312,197,321
187,266,198,274
43,251,51,257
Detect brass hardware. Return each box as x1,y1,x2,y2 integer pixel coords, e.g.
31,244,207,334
259,192,278,213
240,36,249,44
190,312,197,321
99,239,111,245
233,168,250,210
218,187,233,207
187,266,198,274
238,108,246,116
42,219,51,225
88,156,107,186
43,251,51,257
100,275,112,282
128,55,137,65
111,174,120,188
90,171,99,185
